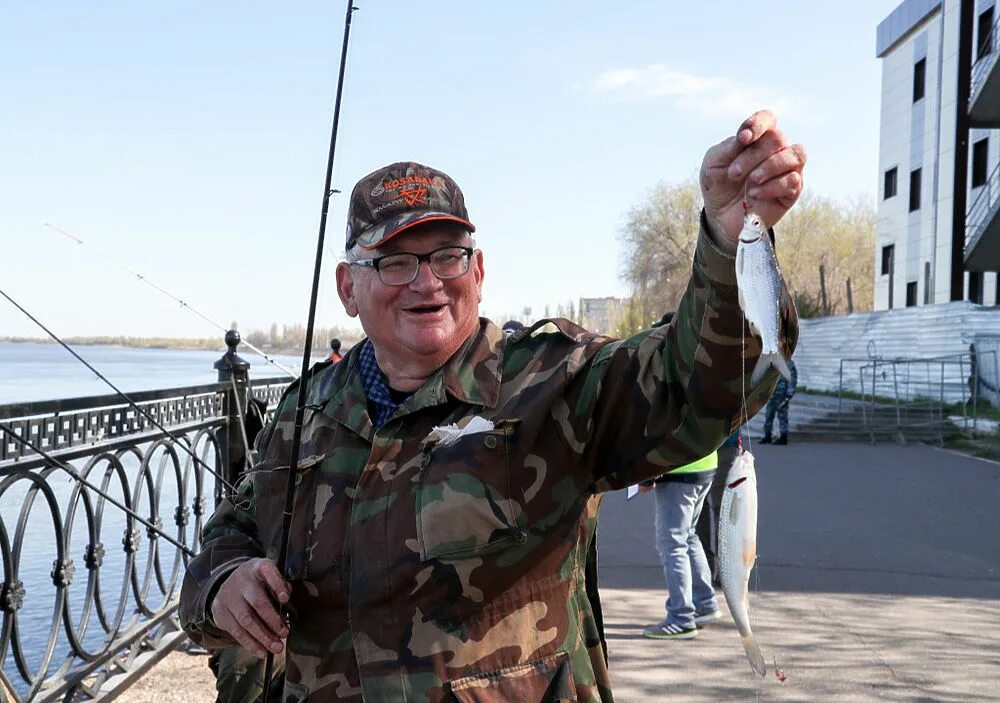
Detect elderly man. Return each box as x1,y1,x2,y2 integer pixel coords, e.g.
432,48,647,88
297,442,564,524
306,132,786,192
180,110,804,701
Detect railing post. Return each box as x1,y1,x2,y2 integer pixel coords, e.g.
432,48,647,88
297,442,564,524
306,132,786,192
214,330,251,498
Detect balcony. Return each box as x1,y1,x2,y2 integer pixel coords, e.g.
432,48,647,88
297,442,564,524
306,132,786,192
965,159,1000,271
969,14,1000,126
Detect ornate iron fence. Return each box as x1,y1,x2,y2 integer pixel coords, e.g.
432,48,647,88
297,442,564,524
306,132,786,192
0,339,292,702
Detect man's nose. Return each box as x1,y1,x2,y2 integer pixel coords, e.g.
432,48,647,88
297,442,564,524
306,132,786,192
409,260,443,291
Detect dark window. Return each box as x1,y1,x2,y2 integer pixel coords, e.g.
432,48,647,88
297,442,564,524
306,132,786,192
906,282,918,307
978,6,995,61
969,271,984,304
881,245,895,275
884,167,898,199
972,138,989,188
913,57,926,102
909,168,922,211
924,262,931,304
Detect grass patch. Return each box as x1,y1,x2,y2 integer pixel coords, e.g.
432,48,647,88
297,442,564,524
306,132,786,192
944,433,1000,462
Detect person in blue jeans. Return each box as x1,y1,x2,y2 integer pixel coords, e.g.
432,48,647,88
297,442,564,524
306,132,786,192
639,451,722,640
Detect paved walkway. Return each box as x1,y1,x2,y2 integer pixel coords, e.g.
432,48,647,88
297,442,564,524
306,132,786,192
599,441,1000,701
123,441,1000,701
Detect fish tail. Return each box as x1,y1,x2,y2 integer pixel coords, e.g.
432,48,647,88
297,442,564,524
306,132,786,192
741,633,767,678
750,353,792,386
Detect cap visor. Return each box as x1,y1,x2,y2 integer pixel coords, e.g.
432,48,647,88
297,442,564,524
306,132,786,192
357,213,476,250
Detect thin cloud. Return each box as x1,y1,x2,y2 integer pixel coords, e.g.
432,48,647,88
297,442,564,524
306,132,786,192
588,64,797,119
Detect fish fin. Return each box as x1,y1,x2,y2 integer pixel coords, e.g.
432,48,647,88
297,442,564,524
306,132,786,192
750,354,773,386
736,247,746,311
742,633,767,678
772,354,792,382
728,491,741,524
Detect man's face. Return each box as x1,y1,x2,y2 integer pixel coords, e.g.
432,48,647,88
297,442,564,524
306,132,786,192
336,224,485,375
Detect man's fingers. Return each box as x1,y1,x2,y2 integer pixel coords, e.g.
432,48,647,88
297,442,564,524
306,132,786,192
737,109,777,146
746,144,808,187
748,170,804,203
254,559,291,603
727,131,788,181
248,589,289,639
232,602,285,655
215,600,281,658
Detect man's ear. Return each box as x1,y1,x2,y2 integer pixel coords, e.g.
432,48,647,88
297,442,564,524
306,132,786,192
472,249,485,303
336,262,359,317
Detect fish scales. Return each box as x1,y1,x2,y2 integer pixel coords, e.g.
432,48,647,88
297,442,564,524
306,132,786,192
718,450,767,677
735,211,791,385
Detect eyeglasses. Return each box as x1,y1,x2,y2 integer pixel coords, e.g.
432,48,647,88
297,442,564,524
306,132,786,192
350,246,475,286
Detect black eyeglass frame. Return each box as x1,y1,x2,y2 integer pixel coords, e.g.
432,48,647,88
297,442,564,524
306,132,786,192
349,245,475,286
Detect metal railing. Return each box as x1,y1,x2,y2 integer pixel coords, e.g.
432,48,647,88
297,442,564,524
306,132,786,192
970,12,998,103
0,336,292,702
967,156,1000,256
834,343,993,443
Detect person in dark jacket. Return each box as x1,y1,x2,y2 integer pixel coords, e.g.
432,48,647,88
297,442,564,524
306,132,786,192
761,357,797,444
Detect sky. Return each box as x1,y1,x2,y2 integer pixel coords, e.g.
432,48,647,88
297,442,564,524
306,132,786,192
1,1,904,340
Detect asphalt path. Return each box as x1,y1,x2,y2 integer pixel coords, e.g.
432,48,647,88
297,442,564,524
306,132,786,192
597,441,1000,701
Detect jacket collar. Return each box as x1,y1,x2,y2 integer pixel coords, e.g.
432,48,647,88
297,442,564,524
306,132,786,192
311,318,504,439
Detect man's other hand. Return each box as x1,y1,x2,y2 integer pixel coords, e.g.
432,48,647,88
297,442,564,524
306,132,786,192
210,558,291,658
700,109,807,251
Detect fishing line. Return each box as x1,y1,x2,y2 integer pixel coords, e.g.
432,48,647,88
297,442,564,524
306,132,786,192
261,3,358,700
44,223,299,379
0,287,236,497
229,373,256,471
740,180,753,454
0,422,196,557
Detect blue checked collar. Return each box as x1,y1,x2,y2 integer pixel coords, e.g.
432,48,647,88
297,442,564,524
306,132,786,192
358,340,401,428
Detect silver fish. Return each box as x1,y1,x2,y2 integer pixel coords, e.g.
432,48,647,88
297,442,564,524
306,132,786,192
735,211,791,385
719,449,767,677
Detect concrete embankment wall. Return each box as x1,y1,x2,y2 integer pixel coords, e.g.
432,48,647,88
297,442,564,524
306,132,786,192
791,301,1000,405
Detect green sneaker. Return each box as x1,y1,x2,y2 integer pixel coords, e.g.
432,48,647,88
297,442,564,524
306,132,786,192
642,620,698,640
694,609,723,626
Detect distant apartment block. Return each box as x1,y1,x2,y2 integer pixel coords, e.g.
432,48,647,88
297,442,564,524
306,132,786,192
579,297,625,335
875,0,1000,310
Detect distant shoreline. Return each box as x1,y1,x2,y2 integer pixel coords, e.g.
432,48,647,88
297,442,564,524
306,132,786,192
0,337,358,356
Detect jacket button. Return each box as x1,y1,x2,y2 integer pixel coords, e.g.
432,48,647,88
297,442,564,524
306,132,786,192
484,434,498,449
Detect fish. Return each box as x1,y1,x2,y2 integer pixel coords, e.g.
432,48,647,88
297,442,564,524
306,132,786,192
718,449,767,677
735,211,792,386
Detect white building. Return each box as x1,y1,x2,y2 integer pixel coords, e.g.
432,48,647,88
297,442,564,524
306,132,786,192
875,0,1000,310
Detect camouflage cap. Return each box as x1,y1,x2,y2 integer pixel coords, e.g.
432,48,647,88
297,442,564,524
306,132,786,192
346,161,476,250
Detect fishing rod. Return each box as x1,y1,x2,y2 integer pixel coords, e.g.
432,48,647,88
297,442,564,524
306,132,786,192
0,287,236,498
262,2,358,699
43,223,300,379
0,422,196,558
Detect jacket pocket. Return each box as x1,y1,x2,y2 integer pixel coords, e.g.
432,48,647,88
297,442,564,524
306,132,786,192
416,426,524,561
447,651,577,702
281,679,310,702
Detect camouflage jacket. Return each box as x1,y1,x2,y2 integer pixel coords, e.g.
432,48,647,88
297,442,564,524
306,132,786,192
179,221,798,702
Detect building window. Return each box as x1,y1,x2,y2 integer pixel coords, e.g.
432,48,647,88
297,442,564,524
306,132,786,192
972,138,989,188
909,168,922,211
924,262,932,304
884,167,898,199
969,271,984,304
913,57,926,102
978,6,995,61
906,282,918,307
881,245,894,275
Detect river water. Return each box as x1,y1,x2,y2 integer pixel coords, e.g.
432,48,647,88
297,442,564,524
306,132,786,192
0,342,304,695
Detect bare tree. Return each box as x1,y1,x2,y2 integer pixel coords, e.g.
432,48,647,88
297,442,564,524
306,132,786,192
619,182,876,320
619,179,703,320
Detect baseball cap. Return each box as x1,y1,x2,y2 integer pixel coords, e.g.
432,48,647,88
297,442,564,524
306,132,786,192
345,161,476,250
